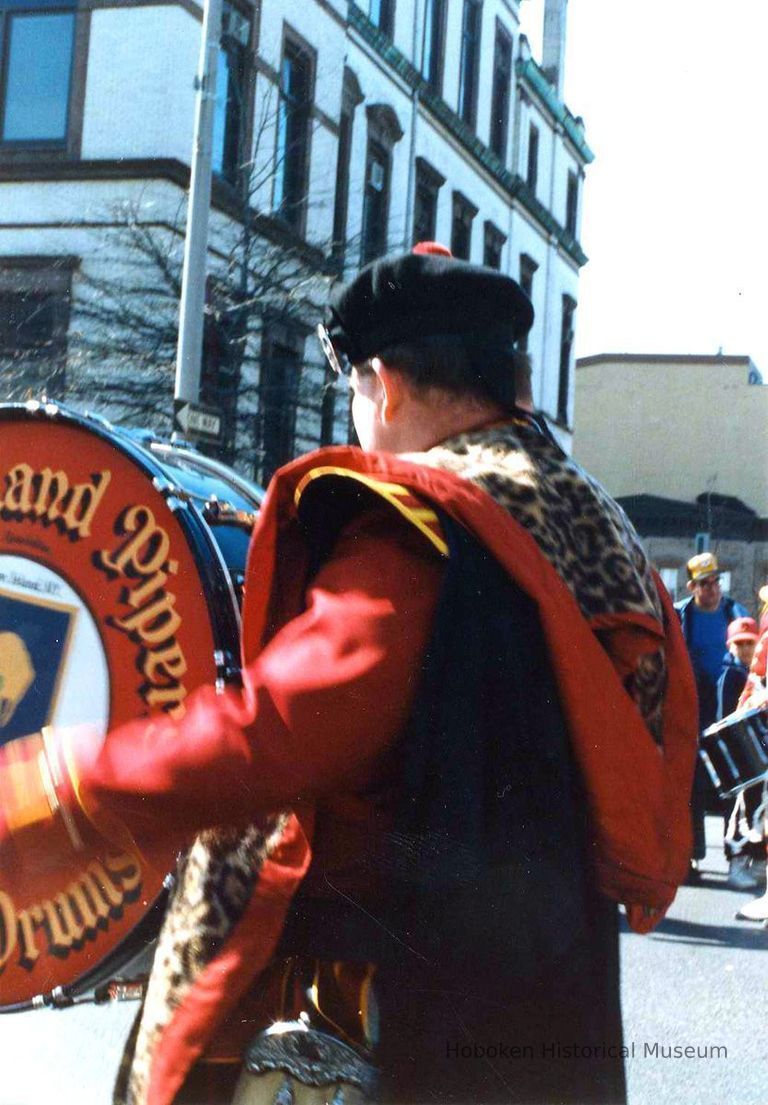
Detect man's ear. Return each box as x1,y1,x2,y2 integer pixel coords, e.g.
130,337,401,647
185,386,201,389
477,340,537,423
370,358,404,424
686,580,696,594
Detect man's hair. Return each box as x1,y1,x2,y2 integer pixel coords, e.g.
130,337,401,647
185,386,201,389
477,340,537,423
362,332,532,410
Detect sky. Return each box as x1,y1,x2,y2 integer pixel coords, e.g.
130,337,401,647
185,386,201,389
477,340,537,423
518,0,768,374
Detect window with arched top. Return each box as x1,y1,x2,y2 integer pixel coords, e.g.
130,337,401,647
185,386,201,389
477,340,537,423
458,0,482,131
332,68,363,264
360,103,403,265
273,27,316,237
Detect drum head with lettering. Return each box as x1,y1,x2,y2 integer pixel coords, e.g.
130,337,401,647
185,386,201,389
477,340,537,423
0,404,239,1006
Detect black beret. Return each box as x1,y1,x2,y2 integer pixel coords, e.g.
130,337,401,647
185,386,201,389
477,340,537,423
323,252,534,365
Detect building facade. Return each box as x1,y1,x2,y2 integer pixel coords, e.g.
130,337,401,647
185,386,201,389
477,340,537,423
574,353,768,608
0,0,592,481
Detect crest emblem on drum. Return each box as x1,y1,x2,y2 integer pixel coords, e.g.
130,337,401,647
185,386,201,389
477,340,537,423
0,589,76,746
0,632,34,729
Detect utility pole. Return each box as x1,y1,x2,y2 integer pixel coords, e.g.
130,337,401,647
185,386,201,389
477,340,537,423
174,0,223,413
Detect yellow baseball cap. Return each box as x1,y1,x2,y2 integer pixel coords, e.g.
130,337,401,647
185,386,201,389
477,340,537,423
686,552,720,582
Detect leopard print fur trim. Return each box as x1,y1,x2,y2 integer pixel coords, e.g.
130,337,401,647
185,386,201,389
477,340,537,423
407,423,667,737
114,815,288,1105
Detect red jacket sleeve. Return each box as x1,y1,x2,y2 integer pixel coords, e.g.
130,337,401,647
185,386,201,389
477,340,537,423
64,509,444,856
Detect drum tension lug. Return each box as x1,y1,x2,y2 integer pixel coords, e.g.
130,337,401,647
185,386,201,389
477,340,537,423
214,648,240,686
152,476,189,512
46,986,74,1010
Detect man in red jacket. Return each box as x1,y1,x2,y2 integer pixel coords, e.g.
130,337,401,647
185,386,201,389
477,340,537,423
0,248,697,1105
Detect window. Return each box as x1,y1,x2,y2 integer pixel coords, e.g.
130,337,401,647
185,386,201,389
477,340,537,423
0,0,77,146
257,328,305,483
273,34,314,235
360,104,403,265
212,1,251,187
332,70,362,263
659,568,680,601
527,123,539,193
0,258,73,399
694,532,711,555
421,0,446,95
332,109,353,260
413,158,445,245
566,170,579,236
458,0,482,130
451,192,477,261
200,278,242,466
368,0,394,37
518,254,538,352
557,294,576,425
489,23,512,162
483,221,506,271
361,141,390,264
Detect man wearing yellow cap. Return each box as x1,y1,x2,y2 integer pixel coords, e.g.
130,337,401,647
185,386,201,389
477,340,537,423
675,552,748,877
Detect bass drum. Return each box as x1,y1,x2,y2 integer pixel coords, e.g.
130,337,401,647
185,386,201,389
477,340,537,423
0,400,263,1010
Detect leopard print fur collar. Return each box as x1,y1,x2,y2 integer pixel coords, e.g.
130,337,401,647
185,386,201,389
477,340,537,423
406,420,667,736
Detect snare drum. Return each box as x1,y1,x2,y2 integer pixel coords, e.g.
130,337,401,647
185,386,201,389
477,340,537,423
699,705,768,799
0,400,263,1009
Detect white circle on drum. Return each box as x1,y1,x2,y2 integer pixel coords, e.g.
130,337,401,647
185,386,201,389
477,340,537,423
0,554,109,743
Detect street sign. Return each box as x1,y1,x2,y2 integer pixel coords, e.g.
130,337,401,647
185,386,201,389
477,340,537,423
173,399,222,442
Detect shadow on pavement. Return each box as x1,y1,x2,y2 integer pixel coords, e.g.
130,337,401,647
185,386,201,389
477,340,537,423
687,874,765,893
646,916,768,950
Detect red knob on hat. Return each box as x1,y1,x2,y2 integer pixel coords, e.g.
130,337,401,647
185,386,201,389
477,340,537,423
412,241,453,257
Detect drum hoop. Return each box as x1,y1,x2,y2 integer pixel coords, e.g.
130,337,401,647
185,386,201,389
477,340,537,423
700,702,768,800
702,703,768,740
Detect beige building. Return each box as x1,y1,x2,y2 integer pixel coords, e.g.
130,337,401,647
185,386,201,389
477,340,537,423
574,354,768,608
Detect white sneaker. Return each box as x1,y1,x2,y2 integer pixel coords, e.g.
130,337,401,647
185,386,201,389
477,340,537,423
735,892,768,921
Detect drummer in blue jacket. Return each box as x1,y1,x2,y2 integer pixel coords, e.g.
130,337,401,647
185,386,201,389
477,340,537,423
717,616,759,720
675,552,748,878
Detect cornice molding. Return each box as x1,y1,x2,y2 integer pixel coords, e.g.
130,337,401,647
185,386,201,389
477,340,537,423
515,58,594,164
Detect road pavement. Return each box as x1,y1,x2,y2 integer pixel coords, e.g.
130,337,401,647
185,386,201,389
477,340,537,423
621,814,768,1105
0,816,766,1104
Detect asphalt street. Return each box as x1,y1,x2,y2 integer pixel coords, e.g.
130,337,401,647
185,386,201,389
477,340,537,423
0,815,766,1104
621,814,768,1105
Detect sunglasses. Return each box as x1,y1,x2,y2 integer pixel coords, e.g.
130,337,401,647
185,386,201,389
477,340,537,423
317,324,353,377
695,576,721,588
